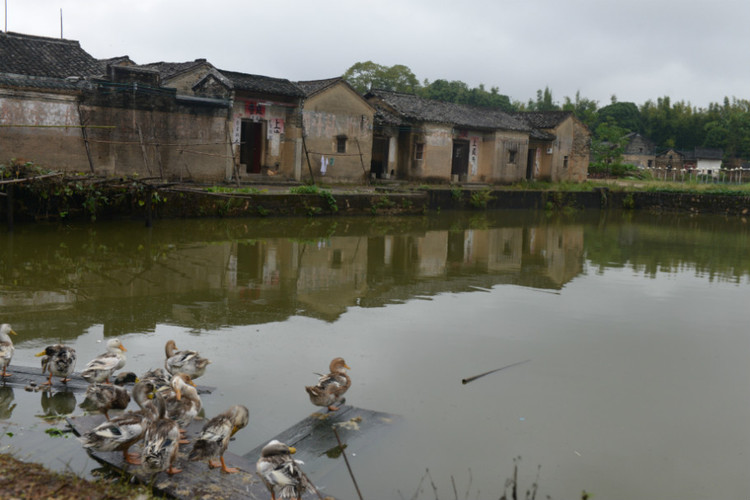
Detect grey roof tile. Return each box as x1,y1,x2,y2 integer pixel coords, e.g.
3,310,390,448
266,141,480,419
0,31,104,78
218,69,304,97
366,89,537,134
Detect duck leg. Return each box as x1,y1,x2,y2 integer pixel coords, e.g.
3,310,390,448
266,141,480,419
41,372,54,386
122,447,141,465
219,455,240,474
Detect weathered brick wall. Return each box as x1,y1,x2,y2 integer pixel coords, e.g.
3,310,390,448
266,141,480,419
1,85,232,181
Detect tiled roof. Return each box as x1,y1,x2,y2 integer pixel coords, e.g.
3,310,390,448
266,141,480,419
0,31,104,78
366,89,534,134
139,59,210,80
511,111,573,129
693,147,723,160
218,70,304,98
296,77,342,97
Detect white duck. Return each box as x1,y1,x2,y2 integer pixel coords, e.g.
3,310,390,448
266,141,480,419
0,324,16,378
81,338,127,384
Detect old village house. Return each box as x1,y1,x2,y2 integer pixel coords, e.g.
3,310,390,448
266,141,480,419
365,89,589,184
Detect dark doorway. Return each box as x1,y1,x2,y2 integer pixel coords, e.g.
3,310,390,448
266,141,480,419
371,136,389,178
451,140,469,180
526,148,536,180
240,120,263,174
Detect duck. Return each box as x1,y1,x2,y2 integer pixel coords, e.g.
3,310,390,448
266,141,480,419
0,324,17,378
164,340,211,379
78,379,158,465
79,373,138,420
305,357,351,411
81,338,127,384
256,439,311,500
161,373,202,444
35,344,77,386
140,391,182,476
139,367,171,391
189,405,249,473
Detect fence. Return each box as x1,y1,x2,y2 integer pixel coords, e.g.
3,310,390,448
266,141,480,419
640,167,750,184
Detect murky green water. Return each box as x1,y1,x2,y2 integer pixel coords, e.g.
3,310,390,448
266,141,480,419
1,210,749,499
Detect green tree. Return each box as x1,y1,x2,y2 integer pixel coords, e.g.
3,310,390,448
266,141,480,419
590,120,630,171
342,61,420,94
526,86,560,111
562,91,599,130
596,101,642,133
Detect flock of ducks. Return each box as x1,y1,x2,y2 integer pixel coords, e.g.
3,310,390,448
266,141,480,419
0,323,352,500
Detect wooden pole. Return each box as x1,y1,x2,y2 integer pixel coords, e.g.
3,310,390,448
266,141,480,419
301,133,315,186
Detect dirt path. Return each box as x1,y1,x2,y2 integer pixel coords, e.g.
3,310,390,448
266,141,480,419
0,453,153,499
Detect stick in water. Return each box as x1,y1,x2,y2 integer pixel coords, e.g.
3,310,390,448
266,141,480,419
461,359,531,385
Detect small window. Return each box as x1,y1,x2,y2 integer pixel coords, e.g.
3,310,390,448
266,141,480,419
508,150,517,163
648,160,653,168
563,156,569,169
336,136,347,153
415,143,424,160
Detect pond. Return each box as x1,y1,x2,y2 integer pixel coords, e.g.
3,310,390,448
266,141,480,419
1,209,749,499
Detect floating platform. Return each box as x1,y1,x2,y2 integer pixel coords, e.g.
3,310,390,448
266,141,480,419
0,365,214,394
67,404,399,499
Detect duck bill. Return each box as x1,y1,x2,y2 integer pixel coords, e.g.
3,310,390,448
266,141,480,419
289,446,297,454
35,350,47,357
174,387,182,401
118,343,127,352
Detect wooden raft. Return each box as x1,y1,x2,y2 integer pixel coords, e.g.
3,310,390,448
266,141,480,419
67,405,398,500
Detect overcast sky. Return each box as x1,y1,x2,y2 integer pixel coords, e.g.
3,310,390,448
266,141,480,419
5,0,748,109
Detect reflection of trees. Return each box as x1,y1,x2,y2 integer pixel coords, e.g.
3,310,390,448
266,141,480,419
585,212,750,282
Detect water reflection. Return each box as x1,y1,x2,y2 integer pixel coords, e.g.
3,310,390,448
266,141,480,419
0,386,16,419
38,390,76,418
1,211,748,339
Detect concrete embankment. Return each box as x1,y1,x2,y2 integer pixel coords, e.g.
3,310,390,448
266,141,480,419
2,184,749,225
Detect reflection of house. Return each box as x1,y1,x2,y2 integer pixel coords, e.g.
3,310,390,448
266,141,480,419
621,132,656,169
296,78,375,183
365,89,589,183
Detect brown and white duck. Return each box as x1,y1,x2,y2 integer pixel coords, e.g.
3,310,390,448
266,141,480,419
305,357,351,411
256,439,311,500
160,373,202,444
36,344,77,386
189,404,249,473
164,340,211,380
78,379,158,465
